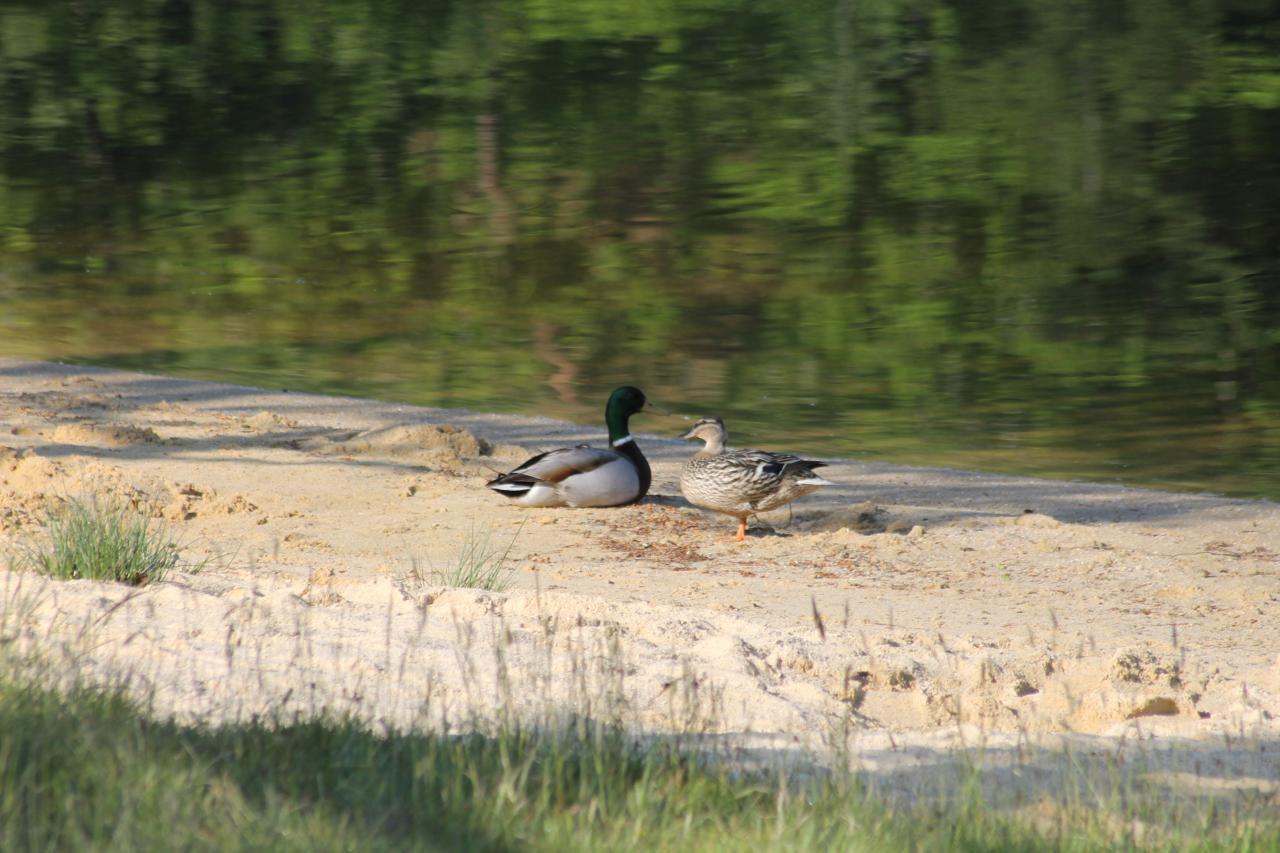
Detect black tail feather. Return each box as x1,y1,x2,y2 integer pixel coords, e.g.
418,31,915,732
486,472,538,497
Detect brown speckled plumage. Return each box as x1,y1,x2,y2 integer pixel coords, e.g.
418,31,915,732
679,417,833,541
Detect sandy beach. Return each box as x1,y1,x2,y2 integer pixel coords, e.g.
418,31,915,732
2,357,1278,795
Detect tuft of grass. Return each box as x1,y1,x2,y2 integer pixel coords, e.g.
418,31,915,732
17,496,180,586
406,521,523,592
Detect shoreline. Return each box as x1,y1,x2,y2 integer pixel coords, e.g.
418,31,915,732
28,355,1279,504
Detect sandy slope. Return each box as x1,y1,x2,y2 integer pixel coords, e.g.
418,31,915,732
1,357,1278,796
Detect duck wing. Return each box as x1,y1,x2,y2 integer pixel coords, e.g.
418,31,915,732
716,450,828,502
488,445,622,488
730,449,826,477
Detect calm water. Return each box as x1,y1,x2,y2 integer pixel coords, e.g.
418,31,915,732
1,2,1277,499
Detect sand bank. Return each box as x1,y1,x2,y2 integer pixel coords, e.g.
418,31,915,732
1,358,1277,794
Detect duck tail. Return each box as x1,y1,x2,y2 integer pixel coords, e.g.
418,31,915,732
486,472,540,498
787,460,832,487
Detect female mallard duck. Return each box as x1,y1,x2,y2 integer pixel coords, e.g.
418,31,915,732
486,386,652,507
679,416,832,541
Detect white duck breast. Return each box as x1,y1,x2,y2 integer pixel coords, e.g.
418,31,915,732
488,445,642,508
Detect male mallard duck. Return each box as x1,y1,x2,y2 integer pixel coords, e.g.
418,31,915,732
486,386,652,507
679,416,833,541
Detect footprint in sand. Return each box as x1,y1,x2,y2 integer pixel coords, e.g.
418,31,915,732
163,483,259,521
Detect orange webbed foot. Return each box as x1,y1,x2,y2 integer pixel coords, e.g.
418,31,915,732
719,517,748,543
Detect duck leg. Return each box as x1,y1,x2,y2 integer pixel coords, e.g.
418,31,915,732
721,516,748,543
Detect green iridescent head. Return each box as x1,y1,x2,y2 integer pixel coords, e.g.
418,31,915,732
604,386,647,443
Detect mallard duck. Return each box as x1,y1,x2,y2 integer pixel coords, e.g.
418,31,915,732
486,386,652,507
679,417,832,541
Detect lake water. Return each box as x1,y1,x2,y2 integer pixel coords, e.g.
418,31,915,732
1,2,1277,499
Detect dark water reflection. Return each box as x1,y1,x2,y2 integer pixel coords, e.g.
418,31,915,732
0,1,1277,498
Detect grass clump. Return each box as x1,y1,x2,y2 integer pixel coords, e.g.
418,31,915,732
405,521,523,592
17,496,180,586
